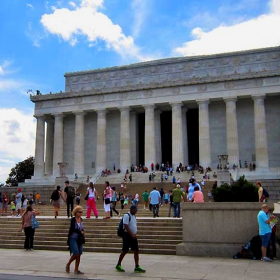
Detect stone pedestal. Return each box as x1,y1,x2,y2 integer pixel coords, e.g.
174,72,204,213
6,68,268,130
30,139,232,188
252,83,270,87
177,202,266,257
54,162,68,187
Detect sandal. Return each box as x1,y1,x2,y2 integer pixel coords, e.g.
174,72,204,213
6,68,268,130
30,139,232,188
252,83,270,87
74,270,84,274
65,265,70,273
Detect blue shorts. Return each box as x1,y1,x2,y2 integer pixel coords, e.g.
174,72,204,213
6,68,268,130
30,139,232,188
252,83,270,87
69,238,83,255
260,233,271,247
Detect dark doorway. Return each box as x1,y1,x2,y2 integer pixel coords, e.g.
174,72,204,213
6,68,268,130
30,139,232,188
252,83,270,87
138,113,145,165
187,109,199,165
161,111,172,164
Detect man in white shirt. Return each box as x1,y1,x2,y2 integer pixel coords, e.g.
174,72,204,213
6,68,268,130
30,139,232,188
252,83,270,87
116,205,146,273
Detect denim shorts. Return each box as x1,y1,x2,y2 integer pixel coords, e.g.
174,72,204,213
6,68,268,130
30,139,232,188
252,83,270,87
69,238,83,255
260,233,271,247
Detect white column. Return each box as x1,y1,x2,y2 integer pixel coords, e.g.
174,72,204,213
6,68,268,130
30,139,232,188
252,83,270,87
74,111,86,176
171,102,184,168
52,114,64,177
144,105,156,169
182,107,188,166
253,95,269,169
155,109,162,165
34,115,45,178
130,111,137,167
197,99,211,168
45,118,54,176
224,98,239,166
96,110,107,173
119,107,131,172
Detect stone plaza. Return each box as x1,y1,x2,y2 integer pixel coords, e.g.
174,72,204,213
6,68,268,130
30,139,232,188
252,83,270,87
26,46,280,185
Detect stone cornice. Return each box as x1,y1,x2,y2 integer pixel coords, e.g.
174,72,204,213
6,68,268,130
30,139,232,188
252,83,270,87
31,46,280,103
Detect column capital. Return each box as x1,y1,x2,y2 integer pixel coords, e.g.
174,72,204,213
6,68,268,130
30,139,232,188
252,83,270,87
143,104,156,110
52,113,64,118
96,109,107,114
118,106,131,112
74,110,86,116
252,94,266,100
33,114,45,120
223,97,237,102
196,99,210,105
169,102,182,107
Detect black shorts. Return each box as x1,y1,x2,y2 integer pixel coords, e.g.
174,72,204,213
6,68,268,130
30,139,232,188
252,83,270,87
122,232,139,252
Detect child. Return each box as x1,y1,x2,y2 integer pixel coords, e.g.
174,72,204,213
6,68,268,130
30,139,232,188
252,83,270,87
164,191,169,205
208,190,213,202
11,201,16,216
22,197,28,211
123,194,129,209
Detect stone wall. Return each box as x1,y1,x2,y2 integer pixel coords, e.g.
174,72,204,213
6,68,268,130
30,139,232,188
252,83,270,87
176,202,275,257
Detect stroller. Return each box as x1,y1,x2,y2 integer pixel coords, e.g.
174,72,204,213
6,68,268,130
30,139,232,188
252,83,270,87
233,235,262,260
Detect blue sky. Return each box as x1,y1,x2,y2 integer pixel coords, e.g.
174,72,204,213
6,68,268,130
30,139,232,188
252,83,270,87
0,0,279,183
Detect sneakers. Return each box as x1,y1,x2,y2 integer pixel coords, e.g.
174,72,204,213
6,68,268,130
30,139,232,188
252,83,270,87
118,213,121,218
261,257,273,262
116,265,125,272
134,266,146,273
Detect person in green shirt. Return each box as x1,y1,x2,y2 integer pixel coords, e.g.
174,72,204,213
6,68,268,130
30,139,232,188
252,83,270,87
142,190,149,210
172,184,185,218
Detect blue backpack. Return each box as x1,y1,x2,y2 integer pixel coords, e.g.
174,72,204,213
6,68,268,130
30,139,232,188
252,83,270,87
31,214,39,229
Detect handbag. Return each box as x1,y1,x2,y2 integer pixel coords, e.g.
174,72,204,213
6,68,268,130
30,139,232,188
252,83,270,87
105,198,110,204
77,233,85,244
84,193,89,200
31,214,39,229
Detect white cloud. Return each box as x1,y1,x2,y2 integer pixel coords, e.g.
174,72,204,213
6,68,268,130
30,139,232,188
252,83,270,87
131,0,149,38
173,0,280,56
69,1,76,8
27,3,34,9
40,0,149,60
0,108,36,182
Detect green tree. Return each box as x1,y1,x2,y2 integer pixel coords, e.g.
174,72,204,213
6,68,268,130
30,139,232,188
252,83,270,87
6,156,34,186
212,175,258,202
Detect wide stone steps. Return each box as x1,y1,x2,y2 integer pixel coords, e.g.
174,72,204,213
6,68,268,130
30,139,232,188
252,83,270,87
0,217,182,255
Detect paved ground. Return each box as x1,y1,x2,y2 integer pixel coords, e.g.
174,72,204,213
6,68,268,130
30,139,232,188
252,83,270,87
0,249,280,280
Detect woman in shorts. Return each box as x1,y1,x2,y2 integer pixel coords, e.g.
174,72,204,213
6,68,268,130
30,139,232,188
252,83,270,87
66,206,85,275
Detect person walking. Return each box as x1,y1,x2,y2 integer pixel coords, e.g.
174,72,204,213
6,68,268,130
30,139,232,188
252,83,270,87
64,181,76,218
103,181,111,219
110,186,120,218
257,204,275,262
172,184,185,218
21,205,40,250
15,188,23,217
51,186,64,218
149,187,160,218
2,193,9,216
142,190,149,210
66,206,85,274
85,182,98,219
116,205,146,273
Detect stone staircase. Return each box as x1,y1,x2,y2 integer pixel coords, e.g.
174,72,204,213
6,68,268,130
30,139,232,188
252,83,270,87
0,215,182,255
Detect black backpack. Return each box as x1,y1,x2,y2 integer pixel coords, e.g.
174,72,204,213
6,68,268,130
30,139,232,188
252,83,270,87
262,188,269,198
117,213,131,237
67,186,76,199
51,190,60,201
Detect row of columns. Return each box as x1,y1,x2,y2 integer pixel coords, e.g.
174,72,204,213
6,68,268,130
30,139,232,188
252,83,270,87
33,95,269,178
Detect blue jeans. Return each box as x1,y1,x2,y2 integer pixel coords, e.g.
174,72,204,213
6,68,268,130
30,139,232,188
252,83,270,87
173,202,181,218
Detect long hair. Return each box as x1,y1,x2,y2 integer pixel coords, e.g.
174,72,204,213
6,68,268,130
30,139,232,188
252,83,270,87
89,182,94,190
22,205,32,217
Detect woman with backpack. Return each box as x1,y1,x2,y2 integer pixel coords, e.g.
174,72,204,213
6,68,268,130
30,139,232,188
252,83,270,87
85,182,98,219
21,205,40,250
51,186,64,218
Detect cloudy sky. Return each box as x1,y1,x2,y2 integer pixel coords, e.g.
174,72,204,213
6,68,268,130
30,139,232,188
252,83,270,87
0,0,280,183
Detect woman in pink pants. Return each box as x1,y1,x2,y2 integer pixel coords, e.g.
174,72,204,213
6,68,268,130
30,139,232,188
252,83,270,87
85,182,98,218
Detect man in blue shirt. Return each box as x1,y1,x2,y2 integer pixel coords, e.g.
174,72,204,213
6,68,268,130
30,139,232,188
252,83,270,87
149,187,160,218
187,179,201,202
257,204,276,262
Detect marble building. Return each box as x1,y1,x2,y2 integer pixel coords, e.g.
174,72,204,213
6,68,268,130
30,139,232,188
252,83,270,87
28,46,280,183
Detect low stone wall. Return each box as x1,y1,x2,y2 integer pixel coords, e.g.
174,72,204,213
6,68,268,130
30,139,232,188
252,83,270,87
176,202,276,257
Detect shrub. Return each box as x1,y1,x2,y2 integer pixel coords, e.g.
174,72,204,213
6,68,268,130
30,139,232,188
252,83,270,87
212,175,258,202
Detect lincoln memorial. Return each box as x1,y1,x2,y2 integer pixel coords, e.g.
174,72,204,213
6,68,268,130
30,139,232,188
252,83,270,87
27,46,280,184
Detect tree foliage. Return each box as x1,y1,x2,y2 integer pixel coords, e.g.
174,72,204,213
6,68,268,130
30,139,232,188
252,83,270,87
212,175,258,202
6,156,34,186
